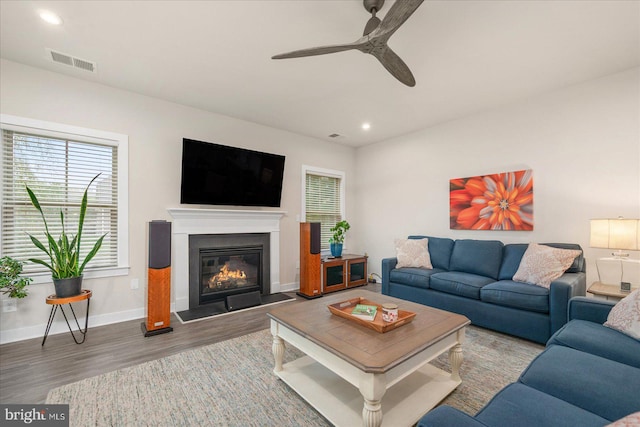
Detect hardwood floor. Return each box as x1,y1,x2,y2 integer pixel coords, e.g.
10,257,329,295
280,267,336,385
0,283,381,404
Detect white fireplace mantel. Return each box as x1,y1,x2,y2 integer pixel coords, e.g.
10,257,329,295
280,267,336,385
167,208,286,312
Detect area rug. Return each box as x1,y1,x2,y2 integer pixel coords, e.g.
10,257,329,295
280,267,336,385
46,326,543,426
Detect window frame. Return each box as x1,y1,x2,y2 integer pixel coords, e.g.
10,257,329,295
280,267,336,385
0,114,129,284
301,165,346,253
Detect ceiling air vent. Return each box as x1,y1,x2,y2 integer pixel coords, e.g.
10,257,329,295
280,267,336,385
46,48,97,73
49,50,73,66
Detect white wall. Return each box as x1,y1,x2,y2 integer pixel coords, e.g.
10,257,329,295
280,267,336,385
0,59,357,343
2,59,638,344
353,68,640,288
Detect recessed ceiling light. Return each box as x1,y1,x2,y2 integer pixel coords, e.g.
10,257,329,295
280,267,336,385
361,123,371,130
39,10,63,25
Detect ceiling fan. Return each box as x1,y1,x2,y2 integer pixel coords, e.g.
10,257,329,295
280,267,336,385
272,0,425,87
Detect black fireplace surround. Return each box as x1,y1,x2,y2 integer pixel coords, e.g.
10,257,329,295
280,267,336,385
188,233,271,309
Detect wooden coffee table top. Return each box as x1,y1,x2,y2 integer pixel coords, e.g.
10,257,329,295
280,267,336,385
268,289,469,373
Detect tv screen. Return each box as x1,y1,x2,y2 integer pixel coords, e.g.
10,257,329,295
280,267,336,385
180,138,285,207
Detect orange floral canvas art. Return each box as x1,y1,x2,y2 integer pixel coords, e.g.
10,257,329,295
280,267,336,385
450,169,533,231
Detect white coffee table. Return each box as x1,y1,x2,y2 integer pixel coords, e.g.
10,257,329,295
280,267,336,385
268,290,470,427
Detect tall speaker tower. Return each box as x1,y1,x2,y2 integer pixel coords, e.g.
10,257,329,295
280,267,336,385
298,222,322,299
142,220,174,337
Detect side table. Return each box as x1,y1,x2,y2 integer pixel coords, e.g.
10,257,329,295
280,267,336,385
587,282,631,302
42,289,92,346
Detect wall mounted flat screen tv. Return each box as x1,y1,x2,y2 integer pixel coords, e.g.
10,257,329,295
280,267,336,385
180,138,285,207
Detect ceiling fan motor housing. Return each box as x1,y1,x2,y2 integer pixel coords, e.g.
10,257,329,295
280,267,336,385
364,0,385,13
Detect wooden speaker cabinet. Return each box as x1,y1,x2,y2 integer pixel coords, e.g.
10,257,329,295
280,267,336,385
142,220,174,337
298,222,322,299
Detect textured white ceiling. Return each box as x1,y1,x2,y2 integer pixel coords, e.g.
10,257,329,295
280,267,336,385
1,0,638,146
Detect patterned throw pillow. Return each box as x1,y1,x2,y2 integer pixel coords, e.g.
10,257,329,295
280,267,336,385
605,411,640,426
395,238,433,269
604,289,640,340
512,243,582,288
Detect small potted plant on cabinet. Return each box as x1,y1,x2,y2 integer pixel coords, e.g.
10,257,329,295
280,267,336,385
329,220,350,258
26,174,107,298
0,256,32,299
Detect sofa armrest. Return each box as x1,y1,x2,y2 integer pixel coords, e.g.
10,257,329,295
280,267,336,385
549,272,586,335
568,296,615,323
418,406,489,427
381,257,398,295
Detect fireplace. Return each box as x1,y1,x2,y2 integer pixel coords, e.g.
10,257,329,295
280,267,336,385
188,233,270,309
199,247,261,304
167,208,285,313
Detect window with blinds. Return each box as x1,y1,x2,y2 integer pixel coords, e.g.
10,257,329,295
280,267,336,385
304,169,345,250
1,129,119,274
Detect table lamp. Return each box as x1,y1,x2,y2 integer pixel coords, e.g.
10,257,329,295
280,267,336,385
590,217,640,291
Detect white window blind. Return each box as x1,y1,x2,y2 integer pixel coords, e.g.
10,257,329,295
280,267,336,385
305,172,342,250
1,129,118,274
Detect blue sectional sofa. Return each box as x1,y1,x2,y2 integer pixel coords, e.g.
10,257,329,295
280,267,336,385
382,236,586,344
418,297,640,427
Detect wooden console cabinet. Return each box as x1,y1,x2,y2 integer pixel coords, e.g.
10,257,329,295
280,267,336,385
322,254,368,294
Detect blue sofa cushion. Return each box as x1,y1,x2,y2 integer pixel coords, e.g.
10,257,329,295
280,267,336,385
409,235,454,270
547,320,640,369
519,345,640,421
389,267,447,290
430,272,496,300
449,239,504,280
475,383,609,427
498,244,528,280
481,280,549,313
568,297,615,323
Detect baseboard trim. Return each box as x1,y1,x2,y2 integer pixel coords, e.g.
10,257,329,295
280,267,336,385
0,306,149,345
0,285,300,344
279,281,299,293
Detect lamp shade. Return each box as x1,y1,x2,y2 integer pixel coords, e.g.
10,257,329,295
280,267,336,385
590,218,640,250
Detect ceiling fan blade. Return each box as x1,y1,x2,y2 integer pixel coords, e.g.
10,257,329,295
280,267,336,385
373,0,424,38
272,1,423,86
370,45,416,87
272,43,360,60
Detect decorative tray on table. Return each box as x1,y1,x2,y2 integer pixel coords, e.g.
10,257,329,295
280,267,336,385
327,297,416,333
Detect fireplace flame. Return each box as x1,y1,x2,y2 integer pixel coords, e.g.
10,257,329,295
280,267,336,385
208,264,247,288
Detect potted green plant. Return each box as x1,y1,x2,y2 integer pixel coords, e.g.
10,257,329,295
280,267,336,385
329,220,350,258
0,256,32,299
26,174,107,298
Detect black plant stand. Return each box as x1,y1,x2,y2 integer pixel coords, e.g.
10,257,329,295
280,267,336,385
42,289,92,345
